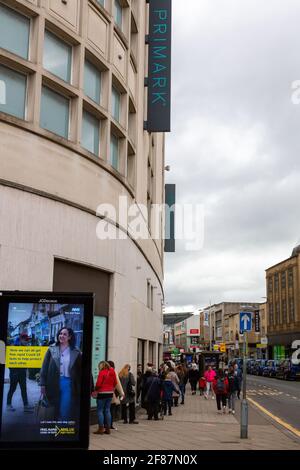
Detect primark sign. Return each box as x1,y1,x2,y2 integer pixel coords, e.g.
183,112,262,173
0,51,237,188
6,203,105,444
146,0,172,132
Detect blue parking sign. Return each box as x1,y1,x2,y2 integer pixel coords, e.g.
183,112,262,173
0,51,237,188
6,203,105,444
240,312,252,332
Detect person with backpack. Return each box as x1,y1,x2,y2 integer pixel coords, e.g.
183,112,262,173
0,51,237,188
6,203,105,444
213,369,229,414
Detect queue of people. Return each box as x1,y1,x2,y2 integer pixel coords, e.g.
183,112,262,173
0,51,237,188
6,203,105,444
92,359,243,436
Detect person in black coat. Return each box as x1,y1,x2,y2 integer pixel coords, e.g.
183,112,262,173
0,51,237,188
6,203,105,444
140,367,154,408
143,371,162,420
188,363,200,395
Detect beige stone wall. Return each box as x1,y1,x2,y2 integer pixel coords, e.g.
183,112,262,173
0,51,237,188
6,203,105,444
0,0,165,367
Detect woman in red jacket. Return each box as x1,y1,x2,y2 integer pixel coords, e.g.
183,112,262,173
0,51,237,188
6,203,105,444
93,361,117,435
212,369,229,414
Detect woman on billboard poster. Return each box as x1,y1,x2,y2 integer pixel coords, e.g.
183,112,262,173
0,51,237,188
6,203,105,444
39,327,82,422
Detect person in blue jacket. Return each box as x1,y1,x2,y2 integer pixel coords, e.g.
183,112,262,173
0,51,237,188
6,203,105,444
162,373,177,416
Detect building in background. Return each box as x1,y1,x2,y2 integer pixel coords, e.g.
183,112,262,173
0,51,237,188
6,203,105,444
202,302,263,359
173,314,200,353
0,0,170,378
266,245,300,360
163,311,193,356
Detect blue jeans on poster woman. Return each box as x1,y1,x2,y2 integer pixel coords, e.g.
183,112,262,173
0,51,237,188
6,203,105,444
59,376,72,420
97,397,113,428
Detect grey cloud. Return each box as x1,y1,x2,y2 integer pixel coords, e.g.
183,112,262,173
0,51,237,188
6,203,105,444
165,0,300,308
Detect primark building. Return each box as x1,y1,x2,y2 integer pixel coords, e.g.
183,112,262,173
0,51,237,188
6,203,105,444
0,0,172,381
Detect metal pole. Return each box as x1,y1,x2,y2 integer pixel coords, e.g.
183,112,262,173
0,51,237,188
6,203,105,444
240,331,248,438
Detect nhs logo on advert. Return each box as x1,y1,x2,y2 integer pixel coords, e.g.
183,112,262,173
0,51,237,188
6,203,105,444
0,340,5,365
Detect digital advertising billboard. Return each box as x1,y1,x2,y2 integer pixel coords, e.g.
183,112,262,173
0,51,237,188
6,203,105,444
0,291,94,449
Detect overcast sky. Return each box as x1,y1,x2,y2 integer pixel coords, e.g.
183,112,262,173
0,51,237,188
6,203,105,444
165,0,300,313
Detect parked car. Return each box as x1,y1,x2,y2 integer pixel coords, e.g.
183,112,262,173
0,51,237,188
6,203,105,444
247,360,256,374
253,359,268,376
262,360,279,378
276,359,300,380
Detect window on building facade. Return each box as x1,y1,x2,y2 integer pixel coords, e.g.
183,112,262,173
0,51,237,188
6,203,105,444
96,0,105,7
81,110,100,156
111,87,120,122
275,302,280,324
0,65,26,119
147,281,151,309
127,151,135,188
114,0,123,29
150,285,154,311
289,298,295,322
281,272,286,289
0,4,30,59
269,304,274,326
282,299,287,324
40,86,69,138
110,134,119,170
268,277,273,294
274,273,279,292
84,60,101,104
288,268,293,288
43,30,72,83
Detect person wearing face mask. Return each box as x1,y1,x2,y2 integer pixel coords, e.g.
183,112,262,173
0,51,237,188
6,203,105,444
40,327,82,421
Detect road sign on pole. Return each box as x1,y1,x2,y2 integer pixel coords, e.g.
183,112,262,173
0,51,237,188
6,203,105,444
240,312,252,333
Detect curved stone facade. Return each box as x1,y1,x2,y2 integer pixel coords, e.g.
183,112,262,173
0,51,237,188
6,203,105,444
0,0,165,371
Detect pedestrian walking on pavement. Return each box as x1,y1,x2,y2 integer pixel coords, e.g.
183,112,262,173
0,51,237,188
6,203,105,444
166,363,180,406
188,363,200,395
233,362,242,399
162,373,177,416
204,365,216,399
213,369,229,414
176,364,188,404
227,365,238,414
93,361,117,435
198,376,206,396
119,364,139,424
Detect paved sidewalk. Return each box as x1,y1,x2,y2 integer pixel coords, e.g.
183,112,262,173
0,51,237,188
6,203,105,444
89,391,300,450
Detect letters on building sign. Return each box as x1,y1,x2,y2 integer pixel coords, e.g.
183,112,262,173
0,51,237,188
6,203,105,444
146,0,172,132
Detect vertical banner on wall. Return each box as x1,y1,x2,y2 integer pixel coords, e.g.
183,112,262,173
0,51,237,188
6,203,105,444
146,0,172,132
0,291,93,449
91,316,107,408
